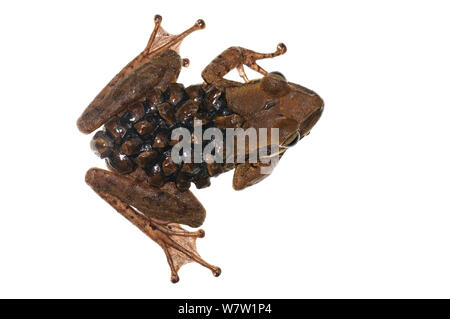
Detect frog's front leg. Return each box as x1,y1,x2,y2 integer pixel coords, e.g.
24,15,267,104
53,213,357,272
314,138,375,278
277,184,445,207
85,168,221,283
201,43,287,87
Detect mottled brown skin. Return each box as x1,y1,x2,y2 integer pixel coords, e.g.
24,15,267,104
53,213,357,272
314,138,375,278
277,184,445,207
77,15,205,134
77,15,323,283
86,168,206,227
77,50,182,134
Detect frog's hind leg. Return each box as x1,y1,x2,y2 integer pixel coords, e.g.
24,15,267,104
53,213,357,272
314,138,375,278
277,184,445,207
78,16,205,134
85,168,221,283
98,191,220,283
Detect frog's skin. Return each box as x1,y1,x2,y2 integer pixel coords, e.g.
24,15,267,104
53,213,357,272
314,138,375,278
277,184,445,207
77,15,324,283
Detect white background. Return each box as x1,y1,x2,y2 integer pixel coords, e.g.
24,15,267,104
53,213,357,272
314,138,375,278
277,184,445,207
0,0,449,298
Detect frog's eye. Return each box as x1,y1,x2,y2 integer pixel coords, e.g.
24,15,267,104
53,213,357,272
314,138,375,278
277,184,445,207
261,72,289,97
269,71,286,80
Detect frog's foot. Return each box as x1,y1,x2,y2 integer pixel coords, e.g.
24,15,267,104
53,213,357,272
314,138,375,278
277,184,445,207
242,43,287,76
149,218,221,283
98,191,220,283
235,44,287,82
144,14,205,58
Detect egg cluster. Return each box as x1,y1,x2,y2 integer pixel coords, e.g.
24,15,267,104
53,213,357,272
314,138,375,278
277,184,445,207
90,83,241,191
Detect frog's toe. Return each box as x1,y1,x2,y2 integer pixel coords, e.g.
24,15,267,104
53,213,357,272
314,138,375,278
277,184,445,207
152,220,221,283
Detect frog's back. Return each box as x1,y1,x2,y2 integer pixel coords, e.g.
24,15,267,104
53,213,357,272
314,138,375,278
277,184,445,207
90,83,238,192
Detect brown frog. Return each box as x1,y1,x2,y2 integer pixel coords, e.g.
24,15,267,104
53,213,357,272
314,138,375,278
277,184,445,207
77,15,324,283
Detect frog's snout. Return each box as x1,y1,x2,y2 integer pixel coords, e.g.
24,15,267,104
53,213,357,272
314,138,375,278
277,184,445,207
299,98,324,138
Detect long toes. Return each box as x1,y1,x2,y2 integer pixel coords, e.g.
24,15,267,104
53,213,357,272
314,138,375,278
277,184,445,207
151,220,220,283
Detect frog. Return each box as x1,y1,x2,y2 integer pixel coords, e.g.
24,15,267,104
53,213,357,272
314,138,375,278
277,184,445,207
77,15,324,283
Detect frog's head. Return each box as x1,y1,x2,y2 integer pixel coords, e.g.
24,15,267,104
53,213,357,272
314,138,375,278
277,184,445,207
225,71,324,152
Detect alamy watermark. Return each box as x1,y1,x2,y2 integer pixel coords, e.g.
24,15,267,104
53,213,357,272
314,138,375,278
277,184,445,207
171,120,282,175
